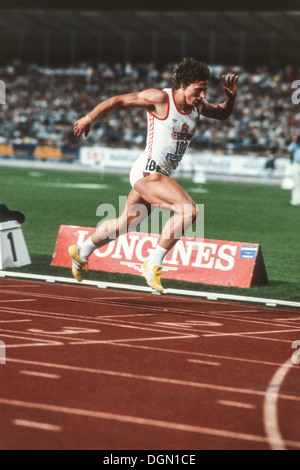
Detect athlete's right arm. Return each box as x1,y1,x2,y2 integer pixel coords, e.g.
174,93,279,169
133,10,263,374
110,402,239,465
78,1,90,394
74,89,167,138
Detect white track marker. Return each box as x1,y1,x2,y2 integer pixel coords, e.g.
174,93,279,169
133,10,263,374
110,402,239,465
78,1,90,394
19,370,60,379
187,358,220,367
13,419,62,432
217,400,257,410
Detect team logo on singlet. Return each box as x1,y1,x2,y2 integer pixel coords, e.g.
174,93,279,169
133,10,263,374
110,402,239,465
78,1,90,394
171,123,194,141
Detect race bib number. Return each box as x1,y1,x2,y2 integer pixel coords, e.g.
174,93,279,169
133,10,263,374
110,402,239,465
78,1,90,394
144,158,162,172
167,141,189,162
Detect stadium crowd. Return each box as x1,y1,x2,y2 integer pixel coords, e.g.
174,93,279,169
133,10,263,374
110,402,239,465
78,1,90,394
0,61,299,156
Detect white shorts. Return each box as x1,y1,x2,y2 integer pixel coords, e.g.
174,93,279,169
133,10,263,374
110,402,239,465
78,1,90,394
129,154,171,188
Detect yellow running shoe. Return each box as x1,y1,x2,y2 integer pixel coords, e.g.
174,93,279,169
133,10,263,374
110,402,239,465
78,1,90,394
68,245,88,282
141,261,163,293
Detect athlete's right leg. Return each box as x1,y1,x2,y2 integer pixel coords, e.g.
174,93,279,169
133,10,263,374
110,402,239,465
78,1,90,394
134,172,198,252
134,172,199,293
69,188,152,282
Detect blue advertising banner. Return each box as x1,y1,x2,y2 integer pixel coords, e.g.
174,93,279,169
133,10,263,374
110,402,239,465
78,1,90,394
0,143,79,161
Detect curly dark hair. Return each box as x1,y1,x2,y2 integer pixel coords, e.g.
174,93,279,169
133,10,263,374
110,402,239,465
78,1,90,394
172,58,210,88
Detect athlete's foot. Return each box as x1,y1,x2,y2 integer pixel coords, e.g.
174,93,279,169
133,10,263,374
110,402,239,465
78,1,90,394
69,245,88,282
141,261,163,293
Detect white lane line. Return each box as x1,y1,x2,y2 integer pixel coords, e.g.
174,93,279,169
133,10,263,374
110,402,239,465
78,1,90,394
0,293,297,334
108,342,292,368
156,321,223,330
187,358,220,367
0,332,63,348
0,332,62,345
0,307,199,337
203,328,300,338
263,358,294,450
19,370,60,379
27,327,101,335
205,313,300,330
1,307,296,345
5,343,63,349
68,334,199,345
217,400,257,410
0,398,287,446
209,310,262,314
13,419,62,432
0,320,31,323
5,357,300,404
96,314,154,318
277,318,300,321
0,299,35,303
0,304,251,342
0,284,35,288
0,327,98,344
0,290,269,320
92,296,147,301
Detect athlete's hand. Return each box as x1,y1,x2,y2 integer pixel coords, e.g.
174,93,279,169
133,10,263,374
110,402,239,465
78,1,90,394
222,75,238,99
73,114,93,138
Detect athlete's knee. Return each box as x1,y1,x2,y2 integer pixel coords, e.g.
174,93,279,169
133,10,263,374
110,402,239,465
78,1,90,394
96,218,117,240
174,201,198,223
184,204,198,229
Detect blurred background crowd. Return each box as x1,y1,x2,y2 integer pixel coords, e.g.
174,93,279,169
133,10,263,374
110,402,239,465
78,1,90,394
0,60,299,157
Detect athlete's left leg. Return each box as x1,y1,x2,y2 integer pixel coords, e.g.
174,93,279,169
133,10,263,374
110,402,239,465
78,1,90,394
92,188,152,245
69,188,152,282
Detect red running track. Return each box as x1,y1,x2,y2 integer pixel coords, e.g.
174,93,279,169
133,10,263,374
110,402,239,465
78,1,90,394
0,277,300,450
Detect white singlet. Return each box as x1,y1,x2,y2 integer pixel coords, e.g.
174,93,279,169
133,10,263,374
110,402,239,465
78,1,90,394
129,88,203,187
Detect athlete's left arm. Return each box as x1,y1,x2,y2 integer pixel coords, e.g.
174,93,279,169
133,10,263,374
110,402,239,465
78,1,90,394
200,75,238,121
